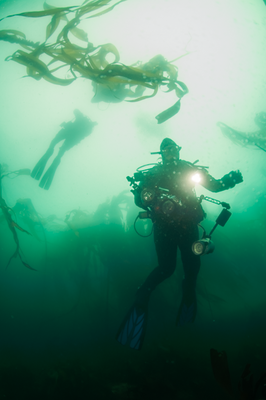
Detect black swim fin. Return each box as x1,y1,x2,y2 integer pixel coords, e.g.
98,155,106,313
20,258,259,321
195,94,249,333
116,304,148,350
176,279,197,327
31,148,53,180
176,300,197,327
39,157,61,190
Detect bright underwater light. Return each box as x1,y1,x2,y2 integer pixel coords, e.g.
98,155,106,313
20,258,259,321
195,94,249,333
192,238,215,256
191,173,201,184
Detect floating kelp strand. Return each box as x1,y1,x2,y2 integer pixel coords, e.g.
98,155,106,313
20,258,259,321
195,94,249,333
0,29,26,40
217,121,266,151
46,13,64,40
126,84,159,102
56,16,82,43
6,49,76,85
44,2,89,42
0,6,78,23
155,99,182,124
0,29,40,50
77,0,127,19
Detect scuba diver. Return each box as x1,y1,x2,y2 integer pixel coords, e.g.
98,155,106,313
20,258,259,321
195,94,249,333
116,138,243,350
31,109,97,190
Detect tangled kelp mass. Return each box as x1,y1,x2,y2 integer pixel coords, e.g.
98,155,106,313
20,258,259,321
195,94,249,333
0,0,188,123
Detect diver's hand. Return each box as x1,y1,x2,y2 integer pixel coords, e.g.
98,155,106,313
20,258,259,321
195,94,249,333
222,170,243,189
226,170,243,187
230,170,243,184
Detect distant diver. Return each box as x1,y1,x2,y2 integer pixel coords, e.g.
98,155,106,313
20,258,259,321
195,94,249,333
217,111,266,152
31,109,97,190
116,138,243,350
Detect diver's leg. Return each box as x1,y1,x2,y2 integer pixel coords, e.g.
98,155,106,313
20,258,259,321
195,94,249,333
31,131,64,180
52,128,70,143
117,224,178,349
136,224,178,307
31,147,54,180
176,225,200,326
38,143,67,190
117,225,177,350
38,149,65,190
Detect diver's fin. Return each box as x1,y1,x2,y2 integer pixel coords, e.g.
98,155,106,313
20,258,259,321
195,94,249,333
116,304,148,350
38,157,60,190
31,149,53,180
176,300,197,327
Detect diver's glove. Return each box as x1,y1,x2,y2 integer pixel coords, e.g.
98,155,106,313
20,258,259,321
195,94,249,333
222,170,243,188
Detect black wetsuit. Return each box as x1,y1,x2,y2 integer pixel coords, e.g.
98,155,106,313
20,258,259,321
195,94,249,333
31,111,96,190
133,160,238,322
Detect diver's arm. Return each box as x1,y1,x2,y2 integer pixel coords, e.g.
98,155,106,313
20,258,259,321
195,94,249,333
200,169,243,192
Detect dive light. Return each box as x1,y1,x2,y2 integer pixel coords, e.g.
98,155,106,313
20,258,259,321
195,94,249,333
192,207,232,256
192,238,215,256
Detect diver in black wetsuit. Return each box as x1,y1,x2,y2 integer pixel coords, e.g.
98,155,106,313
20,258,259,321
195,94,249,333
31,109,97,190
116,138,243,350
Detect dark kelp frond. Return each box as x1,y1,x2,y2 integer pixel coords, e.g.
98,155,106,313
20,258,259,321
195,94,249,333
7,49,76,85
0,29,26,39
2,168,31,178
0,29,40,49
46,13,63,40
155,99,181,124
0,194,35,271
210,349,234,398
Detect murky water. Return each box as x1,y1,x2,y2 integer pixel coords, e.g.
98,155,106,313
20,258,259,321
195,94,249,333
0,0,266,398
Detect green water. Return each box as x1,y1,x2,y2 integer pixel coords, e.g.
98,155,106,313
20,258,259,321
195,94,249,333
0,0,266,398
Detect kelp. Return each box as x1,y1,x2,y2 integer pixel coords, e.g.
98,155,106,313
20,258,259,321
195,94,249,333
6,49,76,85
0,5,78,22
217,119,266,152
1,168,31,179
211,348,266,400
0,0,188,123
0,165,36,271
0,30,40,50
12,198,46,242
210,349,234,398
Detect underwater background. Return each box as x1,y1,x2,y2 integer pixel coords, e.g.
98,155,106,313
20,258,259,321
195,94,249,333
0,0,266,398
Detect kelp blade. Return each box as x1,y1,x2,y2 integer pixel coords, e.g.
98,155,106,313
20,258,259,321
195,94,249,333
156,99,181,124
